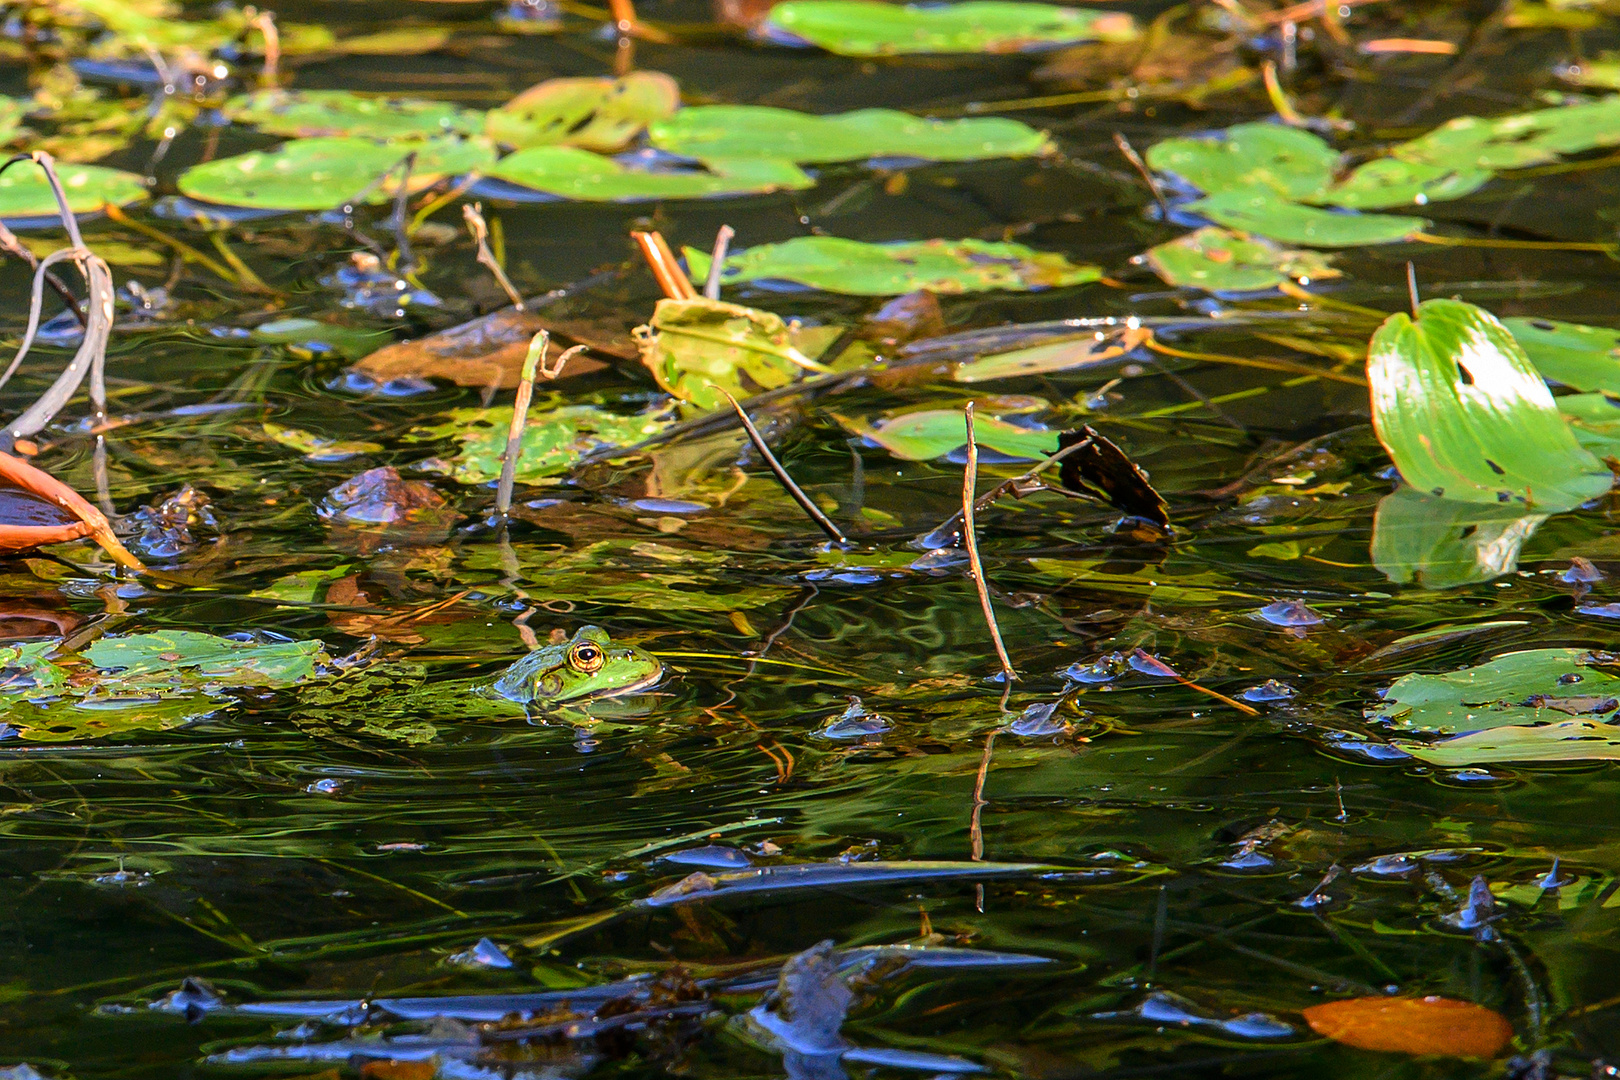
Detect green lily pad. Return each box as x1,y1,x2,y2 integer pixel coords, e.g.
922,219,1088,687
1503,316,1620,393
649,105,1050,164
1394,95,1620,171
484,148,813,201
0,161,147,217
633,298,830,413
84,631,326,685
223,90,484,139
485,72,680,153
1189,185,1425,246
409,403,675,484
1368,298,1613,511
178,136,496,211
1308,158,1492,210
1370,486,1548,589
1393,720,1620,765
833,406,1056,460
1143,226,1336,291
1369,647,1620,733
762,0,1138,55
684,236,1099,296
1145,121,1336,200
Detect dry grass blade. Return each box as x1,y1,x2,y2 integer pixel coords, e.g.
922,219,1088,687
963,402,1016,684
464,202,524,310
719,387,847,544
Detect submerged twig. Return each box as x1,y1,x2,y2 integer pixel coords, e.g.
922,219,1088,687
247,7,280,86
719,388,847,545
100,202,244,288
704,224,734,301
970,731,995,860
463,203,523,309
963,402,1016,684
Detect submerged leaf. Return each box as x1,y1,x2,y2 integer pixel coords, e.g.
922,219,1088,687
650,106,1050,164
485,72,679,152
1367,647,1620,733
223,90,483,139
1367,299,1612,511
1370,486,1546,589
0,162,147,217
761,0,1137,54
410,404,674,484
485,148,813,201
685,236,1099,296
1301,996,1512,1057
1143,226,1336,291
1188,186,1425,246
178,136,495,211
352,306,624,389
835,406,1055,461
1503,316,1620,393
633,298,829,412
262,423,383,462
952,324,1149,381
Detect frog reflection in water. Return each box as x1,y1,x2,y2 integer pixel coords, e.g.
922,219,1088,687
492,625,663,704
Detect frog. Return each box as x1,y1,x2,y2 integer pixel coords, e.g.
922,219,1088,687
491,625,664,704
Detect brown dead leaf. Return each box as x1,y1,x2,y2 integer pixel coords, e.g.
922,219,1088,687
358,1061,436,1080
351,306,629,390
1302,996,1513,1058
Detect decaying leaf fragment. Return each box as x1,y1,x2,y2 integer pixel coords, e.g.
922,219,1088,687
1056,426,1170,530
633,298,831,413
352,305,623,390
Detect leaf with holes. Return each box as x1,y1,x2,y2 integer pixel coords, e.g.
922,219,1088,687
178,136,496,211
1366,647,1620,733
485,72,679,152
761,0,1138,55
1145,121,1336,200
1503,316,1620,393
633,298,831,412
650,106,1050,164
484,148,813,201
684,236,1099,296
1368,299,1613,511
1143,226,1337,291
1188,185,1425,246
223,90,483,139
1393,721,1620,765
408,403,675,484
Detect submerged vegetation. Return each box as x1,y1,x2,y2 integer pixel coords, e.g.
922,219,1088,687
7,0,1620,1075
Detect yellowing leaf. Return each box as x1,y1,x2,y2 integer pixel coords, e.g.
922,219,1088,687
1302,996,1512,1058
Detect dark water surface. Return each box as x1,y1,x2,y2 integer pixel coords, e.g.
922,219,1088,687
4,0,1620,1077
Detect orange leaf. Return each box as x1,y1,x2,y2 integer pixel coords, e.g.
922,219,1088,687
358,1060,436,1080
1303,996,1512,1057
0,452,144,571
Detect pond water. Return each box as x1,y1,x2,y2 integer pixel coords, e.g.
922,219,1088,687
4,0,1620,1076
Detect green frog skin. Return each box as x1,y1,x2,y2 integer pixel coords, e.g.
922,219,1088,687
491,625,662,704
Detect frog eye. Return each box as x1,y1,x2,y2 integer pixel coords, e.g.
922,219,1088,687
568,641,605,673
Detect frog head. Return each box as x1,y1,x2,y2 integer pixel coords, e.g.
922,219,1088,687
492,625,662,704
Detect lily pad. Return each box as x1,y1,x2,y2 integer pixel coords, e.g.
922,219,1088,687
1394,95,1620,171
649,106,1050,164
0,161,147,217
1307,158,1492,210
410,403,675,484
1558,392,1620,458
1143,226,1336,291
84,631,326,685
178,136,496,211
633,298,830,412
684,236,1099,296
834,406,1056,460
1503,316,1620,393
223,90,483,139
484,148,813,201
485,72,679,153
761,0,1138,55
1145,121,1336,200
1188,185,1426,246
1368,299,1612,511
1393,720,1620,765
1367,647,1620,733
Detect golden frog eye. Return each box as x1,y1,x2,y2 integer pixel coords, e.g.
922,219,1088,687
568,641,605,673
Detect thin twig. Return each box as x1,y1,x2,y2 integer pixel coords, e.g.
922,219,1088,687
1112,133,1169,219
494,333,584,525
463,202,524,309
247,7,280,86
922,435,1095,546
704,224,734,301
718,388,847,544
963,402,1016,683
100,202,242,287
388,150,418,275
970,731,995,861
631,230,698,300
1261,60,1307,127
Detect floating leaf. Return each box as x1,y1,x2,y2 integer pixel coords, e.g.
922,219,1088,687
1188,186,1425,246
952,324,1149,381
834,406,1055,461
0,161,147,217
1143,226,1336,291
485,72,679,152
262,423,383,462
1503,316,1620,393
222,90,483,139
1302,997,1512,1057
331,27,455,54
633,298,830,412
1367,647,1620,733
1056,426,1169,528
1395,95,1620,171
352,307,624,389
684,236,1099,296
484,148,813,201
409,403,675,484
649,106,1050,164
1145,121,1336,200
761,0,1138,55
179,136,496,211
1393,720,1620,765
84,631,326,686
1367,298,1612,511
1370,486,1546,589
1307,158,1492,210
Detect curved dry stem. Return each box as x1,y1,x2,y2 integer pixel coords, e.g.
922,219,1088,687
0,247,79,394
7,255,115,444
